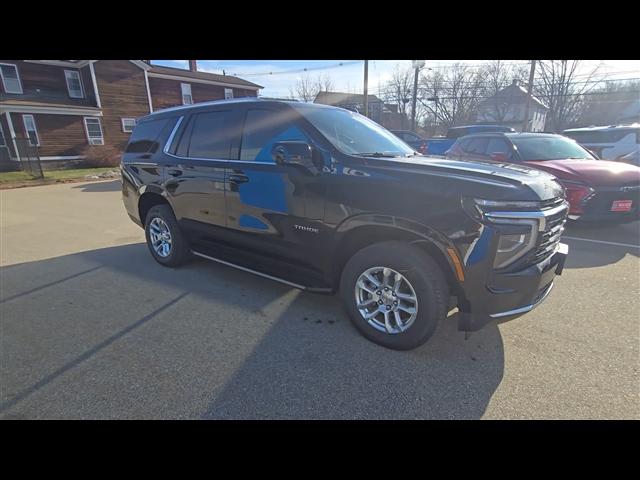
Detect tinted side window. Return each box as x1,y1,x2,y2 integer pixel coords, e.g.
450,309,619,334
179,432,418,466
240,109,309,162
465,137,489,154
486,138,510,155
126,118,172,153
187,110,237,159
403,132,419,142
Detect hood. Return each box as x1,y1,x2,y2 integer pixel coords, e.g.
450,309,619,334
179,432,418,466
524,159,640,187
362,155,564,201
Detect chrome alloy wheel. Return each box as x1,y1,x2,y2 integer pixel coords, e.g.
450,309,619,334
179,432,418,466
149,217,172,258
354,267,419,334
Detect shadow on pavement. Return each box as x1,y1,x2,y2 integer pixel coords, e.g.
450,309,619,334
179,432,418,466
562,221,639,269
72,179,121,193
1,243,504,419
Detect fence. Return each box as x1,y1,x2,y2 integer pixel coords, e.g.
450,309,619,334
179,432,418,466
14,138,43,179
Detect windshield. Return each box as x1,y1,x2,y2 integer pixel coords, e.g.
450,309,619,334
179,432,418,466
512,136,596,161
295,105,415,156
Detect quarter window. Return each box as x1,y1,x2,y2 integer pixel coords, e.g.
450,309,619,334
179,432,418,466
181,83,193,105
0,63,23,94
121,118,137,133
22,115,40,146
64,70,84,98
84,117,104,145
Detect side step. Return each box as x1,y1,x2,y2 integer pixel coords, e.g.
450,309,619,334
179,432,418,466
191,250,333,293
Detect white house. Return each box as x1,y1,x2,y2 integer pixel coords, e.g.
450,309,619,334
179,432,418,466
476,79,549,132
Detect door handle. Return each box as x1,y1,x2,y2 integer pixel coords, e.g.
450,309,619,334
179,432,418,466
167,169,182,177
229,174,249,184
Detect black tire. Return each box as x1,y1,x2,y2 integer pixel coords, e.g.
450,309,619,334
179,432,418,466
144,204,191,267
339,241,449,350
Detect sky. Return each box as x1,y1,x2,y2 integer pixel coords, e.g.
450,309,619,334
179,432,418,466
151,60,640,99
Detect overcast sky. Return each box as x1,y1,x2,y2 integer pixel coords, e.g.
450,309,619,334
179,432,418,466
152,60,640,98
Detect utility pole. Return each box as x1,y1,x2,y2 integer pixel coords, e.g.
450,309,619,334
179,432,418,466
522,60,537,132
411,60,425,131
363,60,369,117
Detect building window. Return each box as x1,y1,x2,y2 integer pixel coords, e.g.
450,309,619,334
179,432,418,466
181,83,193,105
121,118,137,133
84,117,104,145
64,70,84,98
0,63,23,94
22,115,40,146
224,88,234,99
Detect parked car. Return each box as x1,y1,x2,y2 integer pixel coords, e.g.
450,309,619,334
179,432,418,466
122,99,569,350
446,132,640,222
390,130,428,154
423,125,516,156
562,124,640,160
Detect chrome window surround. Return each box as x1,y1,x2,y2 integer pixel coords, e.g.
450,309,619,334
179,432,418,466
162,114,279,165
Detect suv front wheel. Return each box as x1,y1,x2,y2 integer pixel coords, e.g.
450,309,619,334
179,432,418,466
340,241,448,350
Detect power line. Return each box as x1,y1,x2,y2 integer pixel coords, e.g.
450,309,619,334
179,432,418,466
227,60,362,77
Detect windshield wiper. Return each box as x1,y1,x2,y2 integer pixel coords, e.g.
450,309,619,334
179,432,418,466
355,152,401,158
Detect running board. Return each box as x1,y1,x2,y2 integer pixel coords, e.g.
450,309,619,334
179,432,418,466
191,250,332,293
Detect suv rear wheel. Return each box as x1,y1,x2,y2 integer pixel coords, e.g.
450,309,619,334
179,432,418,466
144,204,191,267
340,241,448,350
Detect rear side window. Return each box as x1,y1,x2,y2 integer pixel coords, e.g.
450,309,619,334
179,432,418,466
486,138,511,155
186,110,238,159
465,137,489,154
126,117,172,153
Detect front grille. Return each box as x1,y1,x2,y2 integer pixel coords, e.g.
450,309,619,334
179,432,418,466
529,201,568,264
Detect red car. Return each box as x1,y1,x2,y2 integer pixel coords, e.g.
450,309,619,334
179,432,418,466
446,132,640,222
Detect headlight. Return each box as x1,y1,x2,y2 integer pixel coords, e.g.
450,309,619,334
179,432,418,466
463,198,541,269
492,221,538,269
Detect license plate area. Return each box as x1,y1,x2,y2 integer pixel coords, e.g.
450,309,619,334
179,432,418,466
611,200,633,212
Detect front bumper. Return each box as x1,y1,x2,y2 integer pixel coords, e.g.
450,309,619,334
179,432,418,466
571,186,640,223
458,242,568,331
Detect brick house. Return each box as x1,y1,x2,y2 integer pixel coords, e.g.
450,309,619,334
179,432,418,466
0,60,262,169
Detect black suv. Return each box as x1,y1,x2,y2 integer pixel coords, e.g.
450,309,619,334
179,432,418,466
121,99,569,350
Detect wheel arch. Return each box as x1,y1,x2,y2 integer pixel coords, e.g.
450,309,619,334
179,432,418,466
137,185,175,226
330,215,465,299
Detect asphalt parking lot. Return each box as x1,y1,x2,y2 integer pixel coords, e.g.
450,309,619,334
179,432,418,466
1,180,638,419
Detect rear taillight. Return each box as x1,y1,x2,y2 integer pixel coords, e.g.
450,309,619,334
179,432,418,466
562,182,595,215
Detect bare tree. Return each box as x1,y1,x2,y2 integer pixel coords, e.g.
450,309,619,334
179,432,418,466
381,66,414,117
575,80,640,127
478,61,529,123
418,63,485,129
289,73,335,102
534,60,600,132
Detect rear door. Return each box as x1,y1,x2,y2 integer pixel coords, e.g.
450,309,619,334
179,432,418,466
164,108,242,244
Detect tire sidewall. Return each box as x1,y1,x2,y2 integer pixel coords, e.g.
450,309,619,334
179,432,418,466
340,242,447,350
144,205,187,267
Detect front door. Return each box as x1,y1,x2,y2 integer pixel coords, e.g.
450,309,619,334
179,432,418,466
223,106,328,280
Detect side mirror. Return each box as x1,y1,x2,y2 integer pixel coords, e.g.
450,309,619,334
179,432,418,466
490,152,508,162
272,141,324,171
